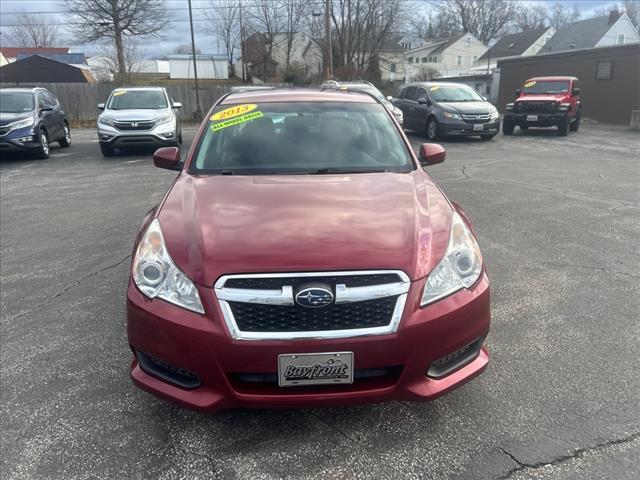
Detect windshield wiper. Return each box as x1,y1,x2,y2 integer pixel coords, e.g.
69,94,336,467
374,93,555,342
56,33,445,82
307,167,389,174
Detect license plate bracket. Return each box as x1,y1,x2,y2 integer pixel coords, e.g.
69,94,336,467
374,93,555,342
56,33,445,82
278,352,354,387
526,114,538,121
473,123,484,131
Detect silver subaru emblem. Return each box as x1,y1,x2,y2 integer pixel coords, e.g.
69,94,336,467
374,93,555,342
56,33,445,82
295,286,334,308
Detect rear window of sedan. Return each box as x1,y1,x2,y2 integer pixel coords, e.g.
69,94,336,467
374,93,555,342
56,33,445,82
190,101,414,175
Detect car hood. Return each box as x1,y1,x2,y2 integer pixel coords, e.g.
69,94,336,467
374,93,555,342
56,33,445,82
437,101,494,114
517,94,568,103
157,171,453,286
0,112,33,125
102,109,166,121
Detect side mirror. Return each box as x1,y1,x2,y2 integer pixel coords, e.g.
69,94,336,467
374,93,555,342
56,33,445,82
515,88,521,97
386,95,393,101
98,103,105,110
153,146,182,171
572,87,580,96
418,143,446,166
172,102,182,109
417,97,429,105
39,105,53,112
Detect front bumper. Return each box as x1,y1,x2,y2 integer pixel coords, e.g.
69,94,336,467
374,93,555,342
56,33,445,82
0,135,40,153
127,272,490,412
97,123,177,148
440,120,500,137
504,112,567,127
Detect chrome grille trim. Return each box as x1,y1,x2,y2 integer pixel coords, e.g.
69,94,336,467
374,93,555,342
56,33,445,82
214,270,410,340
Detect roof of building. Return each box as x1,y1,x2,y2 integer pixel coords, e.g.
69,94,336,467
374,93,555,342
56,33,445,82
541,14,618,53
0,47,70,59
167,54,227,60
0,55,94,83
220,89,377,105
406,33,467,55
479,27,550,61
15,52,86,64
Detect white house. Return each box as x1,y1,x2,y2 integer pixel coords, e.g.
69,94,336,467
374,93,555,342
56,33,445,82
167,54,229,80
270,32,323,77
475,26,556,72
404,33,488,80
540,10,639,54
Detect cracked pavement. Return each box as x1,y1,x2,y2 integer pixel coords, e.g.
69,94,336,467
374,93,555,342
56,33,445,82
1,124,639,479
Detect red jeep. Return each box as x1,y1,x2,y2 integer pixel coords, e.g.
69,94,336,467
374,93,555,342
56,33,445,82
503,76,581,136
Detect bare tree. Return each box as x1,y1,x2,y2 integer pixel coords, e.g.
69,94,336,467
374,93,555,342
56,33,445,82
174,44,201,55
206,0,241,75
623,0,640,32
8,10,61,48
514,3,548,31
247,0,285,61
282,0,308,70
96,38,143,83
546,2,581,30
413,65,441,81
66,0,168,83
435,0,517,43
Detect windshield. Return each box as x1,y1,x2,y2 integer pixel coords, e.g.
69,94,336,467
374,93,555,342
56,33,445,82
0,92,35,113
106,90,168,110
522,80,570,95
191,101,413,175
429,85,483,103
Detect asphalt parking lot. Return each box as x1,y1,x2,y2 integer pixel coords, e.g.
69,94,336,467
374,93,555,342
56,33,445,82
1,123,639,479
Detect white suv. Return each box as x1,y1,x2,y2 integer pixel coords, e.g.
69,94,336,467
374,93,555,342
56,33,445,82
97,87,182,156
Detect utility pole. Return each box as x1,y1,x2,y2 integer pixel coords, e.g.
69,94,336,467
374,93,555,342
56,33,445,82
239,0,246,82
325,0,333,79
188,0,202,121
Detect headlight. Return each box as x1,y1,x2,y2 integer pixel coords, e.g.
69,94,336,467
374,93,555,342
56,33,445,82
10,117,35,130
443,111,462,120
421,212,483,306
490,110,500,120
98,116,115,127
132,219,204,314
505,103,514,111
155,114,174,125
558,103,571,111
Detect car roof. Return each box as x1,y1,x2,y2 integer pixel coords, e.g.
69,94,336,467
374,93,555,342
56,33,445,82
0,87,43,93
219,89,377,104
404,82,474,88
526,76,577,82
111,86,165,91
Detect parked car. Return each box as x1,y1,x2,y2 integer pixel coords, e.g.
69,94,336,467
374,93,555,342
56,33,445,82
320,80,404,125
393,82,500,140
503,76,581,136
0,87,71,159
126,89,490,411
97,87,182,156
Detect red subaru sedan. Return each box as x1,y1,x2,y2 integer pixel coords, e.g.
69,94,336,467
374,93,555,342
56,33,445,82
127,89,490,411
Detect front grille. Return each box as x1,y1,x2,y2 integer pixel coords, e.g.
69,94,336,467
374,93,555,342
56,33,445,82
228,296,397,332
224,273,402,290
515,102,558,114
461,113,492,123
114,120,155,131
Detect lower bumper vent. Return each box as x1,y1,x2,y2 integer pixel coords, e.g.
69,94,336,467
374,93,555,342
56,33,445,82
136,350,201,389
427,337,484,378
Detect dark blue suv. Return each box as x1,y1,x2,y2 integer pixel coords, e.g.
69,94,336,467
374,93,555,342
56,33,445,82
0,87,71,159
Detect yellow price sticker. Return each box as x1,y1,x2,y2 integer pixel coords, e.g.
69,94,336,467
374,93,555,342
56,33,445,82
211,104,257,121
524,81,536,88
430,86,440,91
112,90,127,96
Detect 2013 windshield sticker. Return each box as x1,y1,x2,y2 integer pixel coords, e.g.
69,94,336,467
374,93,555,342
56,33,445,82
210,104,257,121
112,90,127,96
524,81,536,88
211,111,264,132
430,86,440,91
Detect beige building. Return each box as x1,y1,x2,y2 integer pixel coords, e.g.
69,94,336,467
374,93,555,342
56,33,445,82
404,33,488,80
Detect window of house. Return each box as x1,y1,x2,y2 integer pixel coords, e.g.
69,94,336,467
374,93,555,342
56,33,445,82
421,57,427,63
617,33,625,44
472,55,478,65
596,60,613,80
456,55,463,66
390,63,396,73
408,57,413,64
465,36,471,48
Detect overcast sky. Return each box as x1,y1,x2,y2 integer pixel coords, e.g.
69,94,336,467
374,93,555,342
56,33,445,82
0,0,619,58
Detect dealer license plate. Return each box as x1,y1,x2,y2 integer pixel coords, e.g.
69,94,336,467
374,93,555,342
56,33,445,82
473,123,484,131
278,352,354,387
527,115,538,121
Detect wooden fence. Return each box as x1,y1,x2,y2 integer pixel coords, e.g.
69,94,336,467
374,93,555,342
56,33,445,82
0,82,234,125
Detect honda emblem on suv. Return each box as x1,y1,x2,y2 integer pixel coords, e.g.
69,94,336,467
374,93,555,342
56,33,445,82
295,286,334,308
131,122,139,128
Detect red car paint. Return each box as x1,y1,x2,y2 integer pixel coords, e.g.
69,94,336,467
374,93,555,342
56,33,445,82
127,90,490,411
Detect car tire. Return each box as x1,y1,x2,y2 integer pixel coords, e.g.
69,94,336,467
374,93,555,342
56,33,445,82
557,116,569,137
178,131,183,145
502,120,514,135
36,129,50,159
570,110,581,132
100,143,116,157
58,123,71,147
426,117,439,140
